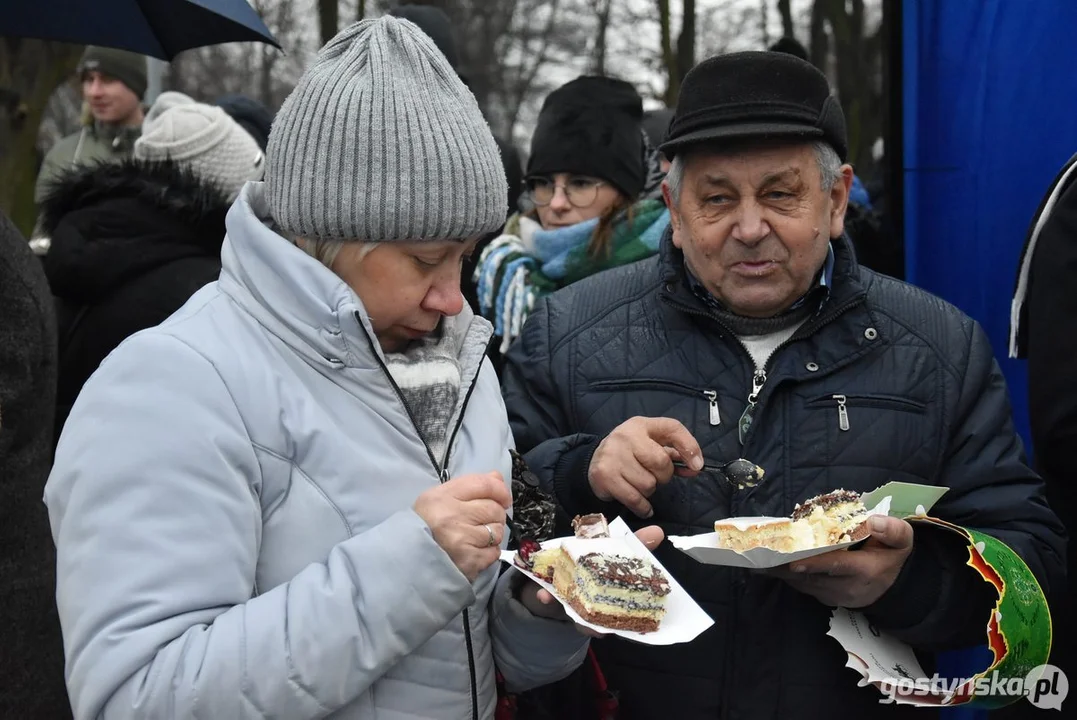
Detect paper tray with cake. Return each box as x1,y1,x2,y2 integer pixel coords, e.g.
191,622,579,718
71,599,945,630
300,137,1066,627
668,482,949,569
498,515,714,645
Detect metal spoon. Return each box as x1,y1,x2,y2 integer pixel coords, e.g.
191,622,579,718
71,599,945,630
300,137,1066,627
673,457,766,489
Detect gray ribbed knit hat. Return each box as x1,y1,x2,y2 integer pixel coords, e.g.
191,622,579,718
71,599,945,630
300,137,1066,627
265,16,507,242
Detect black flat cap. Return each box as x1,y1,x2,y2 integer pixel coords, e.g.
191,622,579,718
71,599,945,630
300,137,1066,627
661,51,848,161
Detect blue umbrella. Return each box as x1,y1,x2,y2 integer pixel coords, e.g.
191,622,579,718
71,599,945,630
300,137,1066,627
0,0,279,60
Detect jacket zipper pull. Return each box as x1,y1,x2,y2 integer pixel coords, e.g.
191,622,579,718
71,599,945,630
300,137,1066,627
704,390,720,426
440,468,450,483
833,394,850,431
737,371,767,445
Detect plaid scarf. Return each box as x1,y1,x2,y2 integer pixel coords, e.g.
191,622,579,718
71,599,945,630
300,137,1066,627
474,197,670,351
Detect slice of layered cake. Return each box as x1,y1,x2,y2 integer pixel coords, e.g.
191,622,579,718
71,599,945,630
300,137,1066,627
713,490,871,553
514,513,612,580
514,513,672,632
571,513,610,538
792,489,871,545
552,537,671,633
514,540,558,581
713,516,816,553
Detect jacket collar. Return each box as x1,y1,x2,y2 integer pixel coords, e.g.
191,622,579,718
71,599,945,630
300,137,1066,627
90,120,141,152
218,183,491,374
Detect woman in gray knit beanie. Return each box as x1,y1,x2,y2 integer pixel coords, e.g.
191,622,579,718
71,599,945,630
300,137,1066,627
46,17,657,720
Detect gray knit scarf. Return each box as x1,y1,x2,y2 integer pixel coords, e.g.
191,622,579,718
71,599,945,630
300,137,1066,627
384,322,462,465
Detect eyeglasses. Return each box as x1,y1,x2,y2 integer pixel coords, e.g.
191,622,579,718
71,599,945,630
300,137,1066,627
526,176,606,208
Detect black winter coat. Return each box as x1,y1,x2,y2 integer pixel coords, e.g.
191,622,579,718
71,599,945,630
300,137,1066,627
1000,153,1077,720
39,160,230,444
0,212,69,718
502,233,1065,720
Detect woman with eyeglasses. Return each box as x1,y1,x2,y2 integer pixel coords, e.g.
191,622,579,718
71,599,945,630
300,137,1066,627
474,76,670,357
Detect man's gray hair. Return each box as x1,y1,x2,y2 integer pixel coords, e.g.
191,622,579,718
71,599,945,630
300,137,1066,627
665,140,843,204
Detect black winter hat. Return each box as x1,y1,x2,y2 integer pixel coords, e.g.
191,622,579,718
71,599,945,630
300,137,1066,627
78,46,148,99
642,108,675,149
661,51,848,161
527,76,645,199
214,94,274,150
388,4,460,70
768,36,810,62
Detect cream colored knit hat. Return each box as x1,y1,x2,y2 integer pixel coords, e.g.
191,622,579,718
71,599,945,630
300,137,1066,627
135,100,265,202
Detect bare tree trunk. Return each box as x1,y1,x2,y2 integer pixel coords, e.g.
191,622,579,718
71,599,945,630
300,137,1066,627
319,0,340,45
592,0,613,76
809,0,828,69
656,0,676,106
778,0,795,38
0,38,82,235
676,0,696,91
814,0,877,175
357,0,366,21
504,0,562,137
760,0,770,48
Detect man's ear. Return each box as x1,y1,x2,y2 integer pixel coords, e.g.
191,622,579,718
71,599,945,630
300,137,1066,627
662,180,685,249
829,165,854,239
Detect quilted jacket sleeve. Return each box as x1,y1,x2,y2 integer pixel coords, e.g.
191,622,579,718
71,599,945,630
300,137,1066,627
502,300,611,519
865,321,1067,649
488,365,590,691
489,571,590,692
46,333,480,720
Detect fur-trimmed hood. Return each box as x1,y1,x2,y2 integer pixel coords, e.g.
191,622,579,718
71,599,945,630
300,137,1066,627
40,160,231,304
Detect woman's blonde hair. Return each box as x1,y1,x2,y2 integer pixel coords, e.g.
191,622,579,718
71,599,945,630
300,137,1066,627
289,234,380,269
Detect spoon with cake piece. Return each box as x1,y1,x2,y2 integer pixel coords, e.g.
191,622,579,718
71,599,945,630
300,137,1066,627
672,457,765,489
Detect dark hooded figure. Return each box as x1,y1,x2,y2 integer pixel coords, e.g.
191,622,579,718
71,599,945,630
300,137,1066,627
1007,152,1077,720
214,93,275,150
0,211,69,718
40,161,231,445
39,92,264,445
769,36,810,61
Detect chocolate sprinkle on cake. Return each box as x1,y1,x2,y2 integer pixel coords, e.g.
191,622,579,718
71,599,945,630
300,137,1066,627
791,489,862,520
577,553,672,596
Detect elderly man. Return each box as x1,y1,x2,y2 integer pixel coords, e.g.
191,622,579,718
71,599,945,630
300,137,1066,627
502,51,1065,718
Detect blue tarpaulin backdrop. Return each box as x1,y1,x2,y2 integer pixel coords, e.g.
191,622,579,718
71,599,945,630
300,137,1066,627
903,1,1077,718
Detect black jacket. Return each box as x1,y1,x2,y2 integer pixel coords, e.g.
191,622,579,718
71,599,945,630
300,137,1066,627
0,212,68,718
1000,154,1077,720
40,160,230,444
502,233,1065,719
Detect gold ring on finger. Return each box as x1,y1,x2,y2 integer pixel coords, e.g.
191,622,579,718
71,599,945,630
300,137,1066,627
484,523,497,547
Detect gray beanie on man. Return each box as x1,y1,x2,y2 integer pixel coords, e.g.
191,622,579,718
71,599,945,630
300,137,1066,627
265,16,507,242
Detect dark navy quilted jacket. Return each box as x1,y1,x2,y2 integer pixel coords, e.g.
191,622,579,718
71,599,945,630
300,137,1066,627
502,233,1066,720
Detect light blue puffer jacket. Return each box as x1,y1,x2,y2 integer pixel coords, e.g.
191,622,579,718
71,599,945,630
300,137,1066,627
45,183,588,720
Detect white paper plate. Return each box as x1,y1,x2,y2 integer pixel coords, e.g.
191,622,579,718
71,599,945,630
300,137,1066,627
498,517,714,645
668,497,892,569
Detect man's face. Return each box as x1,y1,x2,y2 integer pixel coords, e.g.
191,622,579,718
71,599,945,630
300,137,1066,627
82,70,141,125
663,141,852,318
